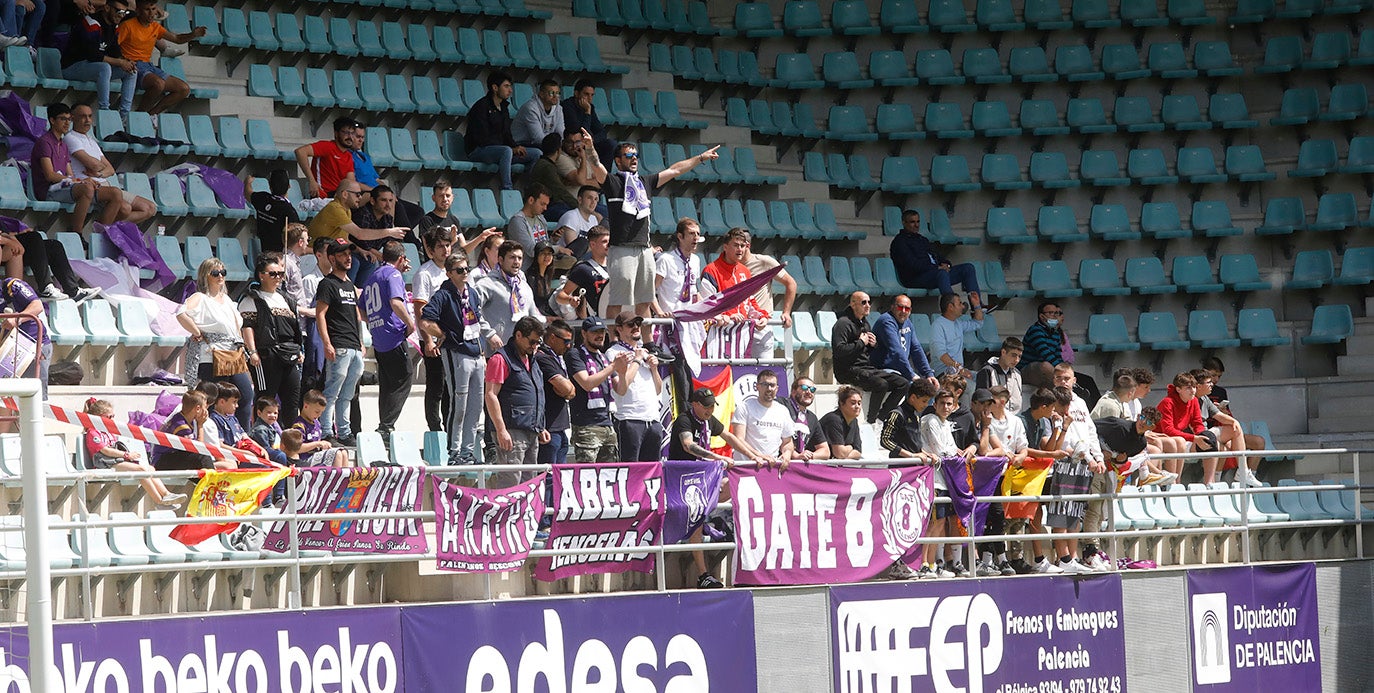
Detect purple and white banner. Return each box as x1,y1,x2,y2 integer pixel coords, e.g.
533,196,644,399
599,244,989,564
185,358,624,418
534,462,665,581
831,574,1127,693
0,607,406,691
431,474,546,573
1188,564,1321,691
941,455,1009,537
663,459,725,545
264,467,428,554
729,462,935,585
400,591,757,692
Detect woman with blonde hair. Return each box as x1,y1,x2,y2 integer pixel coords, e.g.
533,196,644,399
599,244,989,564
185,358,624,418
177,257,255,426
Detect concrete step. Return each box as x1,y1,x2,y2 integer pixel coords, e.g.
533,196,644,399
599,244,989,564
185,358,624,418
1307,375,1374,399
1314,394,1372,419
1344,333,1374,352
206,94,278,119
1308,414,1374,434
1352,318,1374,336
1336,354,1374,374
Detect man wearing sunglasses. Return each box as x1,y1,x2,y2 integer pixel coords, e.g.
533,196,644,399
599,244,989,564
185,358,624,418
871,294,938,390
781,377,830,462
420,255,495,465
832,291,910,425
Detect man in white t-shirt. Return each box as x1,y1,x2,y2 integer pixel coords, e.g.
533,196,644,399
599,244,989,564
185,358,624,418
555,184,602,259
653,217,702,317
729,369,796,467
62,103,157,225
606,311,665,462
411,225,456,432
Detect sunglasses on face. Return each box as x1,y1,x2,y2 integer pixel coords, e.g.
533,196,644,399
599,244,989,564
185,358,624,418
858,300,870,305
450,266,469,274
208,269,228,278
621,153,639,160
264,271,285,278
798,385,817,393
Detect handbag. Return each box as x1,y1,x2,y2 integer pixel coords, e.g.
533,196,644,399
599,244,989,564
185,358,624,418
212,347,249,376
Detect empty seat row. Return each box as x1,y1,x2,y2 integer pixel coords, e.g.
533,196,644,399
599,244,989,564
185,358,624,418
295,0,548,17
576,0,738,37
1030,254,1285,298
1253,30,1374,74
1256,193,1374,236
724,98,825,139
1080,309,1295,352
1290,137,1374,178
1271,84,1372,125
1,47,216,99
1286,248,1374,291
1230,0,1370,22
870,146,1268,195
637,143,784,186
654,197,858,241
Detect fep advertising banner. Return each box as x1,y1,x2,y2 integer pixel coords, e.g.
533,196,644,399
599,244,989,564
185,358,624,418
1187,564,1321,692
264,467,428,554
0,607,406,692
831,575,1128,693
729,463,935,585
431,473,546,573
534,462,665,581
400,591,758,693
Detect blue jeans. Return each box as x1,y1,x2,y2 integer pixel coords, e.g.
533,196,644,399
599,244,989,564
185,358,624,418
348,253,376,288
910,263,980,296
537,430,568,466
321,347,363,438
1,0,44,42
467,144,540,190
63,61,136,115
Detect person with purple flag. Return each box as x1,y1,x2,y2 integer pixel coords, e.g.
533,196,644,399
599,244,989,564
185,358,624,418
700,228,774,358
669,386,757,589
781,377,830,462
919,388,975,578
361,241,415,438
652,218,703,319
565,316,624,463
602,141,719,319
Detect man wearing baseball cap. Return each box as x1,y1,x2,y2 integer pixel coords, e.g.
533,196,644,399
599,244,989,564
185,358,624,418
565,316,625,462
315,238,365,446
608,310,665,462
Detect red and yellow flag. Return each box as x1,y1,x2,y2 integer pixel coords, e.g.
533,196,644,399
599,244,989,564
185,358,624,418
169,469,291,546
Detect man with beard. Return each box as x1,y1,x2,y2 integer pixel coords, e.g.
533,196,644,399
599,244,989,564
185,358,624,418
473,240,543,353
831,291,910,424
780,377,831,461
565,316,628,462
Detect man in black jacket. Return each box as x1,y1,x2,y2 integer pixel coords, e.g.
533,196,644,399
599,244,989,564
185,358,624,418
831,291,912,424
465,71,539,190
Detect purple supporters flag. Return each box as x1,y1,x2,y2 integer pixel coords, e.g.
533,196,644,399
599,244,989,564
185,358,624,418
263,467,428,554
941,455,1009,537
730,462,935,586
534,462,666,581
431,473,545,573
1187,564,1321,691
663,459,725,545
831,574,1127,693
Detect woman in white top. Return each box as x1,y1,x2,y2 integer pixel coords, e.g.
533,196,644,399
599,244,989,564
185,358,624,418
178,257,255,427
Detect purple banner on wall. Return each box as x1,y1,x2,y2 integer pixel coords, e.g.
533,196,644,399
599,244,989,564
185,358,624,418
1187,564,1321,691
533,462,665,581
431,473,546,573
263,466,428,554
400,591,757,692
662,459,725,545
0,607,406,691
831,575,1128,693
729,462,935,586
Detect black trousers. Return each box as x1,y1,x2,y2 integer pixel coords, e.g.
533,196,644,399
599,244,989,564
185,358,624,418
614,419,664,463
16,232,79,294
257,353,302,424
374,344,414,434
840,367,912,423
422,354,448,431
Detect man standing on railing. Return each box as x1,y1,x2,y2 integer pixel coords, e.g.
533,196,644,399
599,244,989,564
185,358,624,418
565,316,625,463
484,316,548,485
832,291,910,425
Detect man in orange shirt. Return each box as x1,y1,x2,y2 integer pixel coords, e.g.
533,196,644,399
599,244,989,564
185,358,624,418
116,0,205,115
700,227,773,358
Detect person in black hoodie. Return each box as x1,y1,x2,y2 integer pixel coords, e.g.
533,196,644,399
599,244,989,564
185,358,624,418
464,71,540,190
61,0,137,120
830,291,910,424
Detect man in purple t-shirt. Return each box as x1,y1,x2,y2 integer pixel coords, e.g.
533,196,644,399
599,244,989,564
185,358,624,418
30,102,123,234
361,241,416,435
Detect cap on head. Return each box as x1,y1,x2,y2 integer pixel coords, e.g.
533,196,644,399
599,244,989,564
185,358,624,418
614,311,643,327
581,316,607,331
971,388,995,403
689,387,717,406
326,238,355,255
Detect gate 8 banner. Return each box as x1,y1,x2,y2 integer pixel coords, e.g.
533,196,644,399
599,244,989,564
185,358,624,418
1187,564,1321,691
400,591,757,692
263,466,428,554
831,575,1128,693
533,462,665,581
431,473,546,573
729,462,935,585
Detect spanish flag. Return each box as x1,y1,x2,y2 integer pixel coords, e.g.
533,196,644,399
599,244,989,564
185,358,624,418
169,468,292,546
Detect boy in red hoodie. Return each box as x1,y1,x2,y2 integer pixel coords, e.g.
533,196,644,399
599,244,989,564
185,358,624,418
1154,372,1220,483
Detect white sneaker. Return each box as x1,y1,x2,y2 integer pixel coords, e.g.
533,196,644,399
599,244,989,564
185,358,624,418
1239,467,1263,488
39,284,69,301
72,287,102,306
934,562,956,579
1059,558,1095,575
0,35,26,48
1085,553,1112,573
1034,557,1064,574
157,39,187,57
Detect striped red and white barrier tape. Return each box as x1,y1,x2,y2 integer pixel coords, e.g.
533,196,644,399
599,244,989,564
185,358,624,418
0,396,258,465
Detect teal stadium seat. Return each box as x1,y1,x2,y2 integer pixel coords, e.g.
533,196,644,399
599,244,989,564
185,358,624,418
185,175,224,217
783,2,828,37
1309,193,1358,232
1255,197,1304,235
192,6,221,46
982,154,1029,190
1088,314,1139,351
1138,312,1189,350
828,257,859,295
1303,305,1352,345
1102,43,1150,79
1229,0,1274,22
972,101,1019,136
1225,145,1275,182
1009,46,1055,82
1290,139,1337,177
216,116,251,158
735,2,782,37
880,0,925,33
928,0,976,32
1020,100,1068,136
881,156,929,193
1305,32,1351,70
1335,247,1374,286
390,129,424,171
1080,150,1128,187
1340,137,1374,174
1210,93,1257,129
1030,152,1079,189
1128,149,1178,186
1072,0,1119,27
1286,250,1334,289
1025,0,1072,29
1272,87,1319,126
869,50,918,87
216,238,253,280
1194,41,1240,75
1115,96,1161,133
1191,201,1242,238
1038,205,1086,242
1167,0,1214,24
986,207,1035,244
356,21,387,58
152,173,189,216
823,52,874,90
1030,260,1082,298
1125,257,1177,294
1162,94,1209,130
385,75,417,113
977,0,1024,31
833,0,880,35
846,155,880,191
1256,35,1302,74
1141,202,1187,239
875,104,922,140
1238,309,1287,347
1079,259,1130,296
1178,147,1226,184
246,119,283,160
154,235,190,279
327,18,359,57
915,49,963,85
930,155,978,192
1354,30,1374,66
1189,311,1240,348
1218,254,1271,292
925,103,972,139
1324,83,1369,122
406,25,436,63
1068,98,1114,133
1055,45,1104,81
1089,204,1138,241
1173,256,1223,293
3,46,39,87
